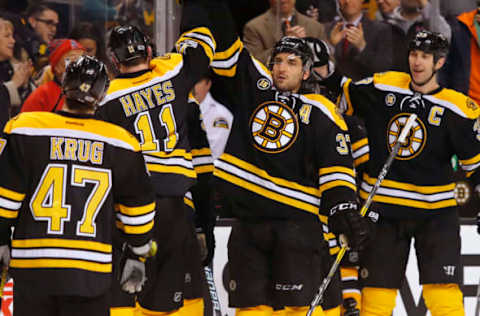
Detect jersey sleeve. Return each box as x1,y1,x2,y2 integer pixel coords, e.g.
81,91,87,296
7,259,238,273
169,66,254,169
0,130,26,244
112,148,156,247
450,114,480,180
316,114,358,215
346,115,369,172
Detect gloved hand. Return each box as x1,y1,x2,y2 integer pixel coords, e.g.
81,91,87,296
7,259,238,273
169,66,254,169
119,241,156,294
196,226,215,266
343,297,360,316
303,37,330,68
328,201,372,251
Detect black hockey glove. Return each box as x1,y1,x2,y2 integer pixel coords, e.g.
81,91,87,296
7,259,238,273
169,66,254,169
328,202,371,251
196,225,215,266
343,297,360,316
303,37,330,68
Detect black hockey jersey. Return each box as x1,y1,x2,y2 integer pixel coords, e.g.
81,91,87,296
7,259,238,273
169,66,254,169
0,111,155,296
96,27,215,197
338,71,480,219
206,11,357,221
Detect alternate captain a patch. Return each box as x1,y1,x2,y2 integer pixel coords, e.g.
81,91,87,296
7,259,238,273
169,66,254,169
250,101,299,154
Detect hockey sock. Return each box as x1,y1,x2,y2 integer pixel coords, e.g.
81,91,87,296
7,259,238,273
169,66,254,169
340,266,361,312
284,306,325,316
361,287,397,316
422,284,465,316
236,305,274,316
178,298,204,316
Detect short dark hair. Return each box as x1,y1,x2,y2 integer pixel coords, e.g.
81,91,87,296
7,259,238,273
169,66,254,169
25,3,57,19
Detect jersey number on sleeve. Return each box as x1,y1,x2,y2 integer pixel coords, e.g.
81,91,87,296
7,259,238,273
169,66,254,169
30,164,112,237
134,105,178,153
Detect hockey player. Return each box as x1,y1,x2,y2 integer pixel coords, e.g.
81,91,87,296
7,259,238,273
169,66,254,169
181,2,373,315
0,56,156,316
318,30,479,316
96,18,215,316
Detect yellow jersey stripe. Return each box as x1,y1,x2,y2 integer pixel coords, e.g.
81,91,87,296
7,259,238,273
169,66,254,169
214,38,243,60
319,166,356,177
6,112,140,151
194,165,214,174
0,208,18,219
12,238,112,252
220,153,319,196
10,259,111,273
359,190,457,209
146,164,197,178
116,202,155,217
146,149,192,159
191,148,212,157
363,174,455,194
342,79,354,116
351,138,368,151
214,169,318,215
184,197,195,210
354,154,369,167
116,221,154,235
460,152,480,166
0,186,25,202
319,180,357,194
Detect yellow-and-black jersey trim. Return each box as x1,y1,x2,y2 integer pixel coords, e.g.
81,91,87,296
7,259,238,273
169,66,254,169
0,186,25,220
115,202,155,235
460,152,480,172
300,94,348,131
144,149,196,178
319,214,339,255
5,112,140,152
191,148,214,174
425,88,480,119
351,138,369,167
340,77,355,116
10,238,112,273
319,166,357,195
214,153,321,215
359,173,457,209
184,191,195,210
176,27,216,63
212,38,243,77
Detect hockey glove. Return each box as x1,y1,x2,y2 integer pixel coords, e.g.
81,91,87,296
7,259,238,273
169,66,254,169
119,240,157,294
304,37,330,68
328,202,371,251
196,226,215,266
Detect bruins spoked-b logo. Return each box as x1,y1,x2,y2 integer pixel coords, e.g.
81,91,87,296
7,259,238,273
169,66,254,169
250,101,299,153
387,113,427,160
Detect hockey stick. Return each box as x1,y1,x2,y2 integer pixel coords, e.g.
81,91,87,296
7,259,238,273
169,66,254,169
306,113,418,316
205,264,223,316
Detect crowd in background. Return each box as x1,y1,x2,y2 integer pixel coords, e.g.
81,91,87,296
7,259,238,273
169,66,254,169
0,0,479,204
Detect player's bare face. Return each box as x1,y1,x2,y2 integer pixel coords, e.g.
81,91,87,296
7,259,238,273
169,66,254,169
272,53,304,93
408,50,436,86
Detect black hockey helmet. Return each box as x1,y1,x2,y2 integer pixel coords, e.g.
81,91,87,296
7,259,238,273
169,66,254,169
269,36,313,71
62,55,109,107
108,25,149,64
408,30,449,61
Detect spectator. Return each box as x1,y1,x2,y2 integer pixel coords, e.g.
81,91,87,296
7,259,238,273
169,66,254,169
375,0,400,21
26,3,59,70
296,0,338,23
21,39,84,113
0,17,30,129
385,0,452,71
440,5,480,105
328,0,393,80
243,0,327,65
